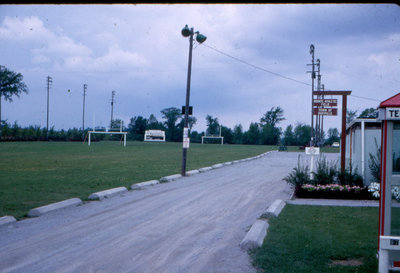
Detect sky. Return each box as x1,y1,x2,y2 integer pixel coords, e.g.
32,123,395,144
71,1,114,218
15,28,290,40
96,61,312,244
0,3,399,134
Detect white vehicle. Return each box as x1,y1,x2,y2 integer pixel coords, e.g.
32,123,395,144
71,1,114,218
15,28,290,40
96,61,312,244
332,142,340,148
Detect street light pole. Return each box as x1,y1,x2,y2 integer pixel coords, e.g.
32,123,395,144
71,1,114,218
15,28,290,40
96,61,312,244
82,84,87,138
181,27,194,177
181,25,207,176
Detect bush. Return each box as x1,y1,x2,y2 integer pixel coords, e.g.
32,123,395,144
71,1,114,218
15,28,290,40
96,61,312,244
312,156,338,185
283,155,311,187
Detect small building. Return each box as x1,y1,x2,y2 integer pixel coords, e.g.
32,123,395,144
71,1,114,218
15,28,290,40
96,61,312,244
345,118,381,186
144,130,166,142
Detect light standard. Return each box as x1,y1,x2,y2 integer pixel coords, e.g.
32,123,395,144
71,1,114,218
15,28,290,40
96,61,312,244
181,24,207,176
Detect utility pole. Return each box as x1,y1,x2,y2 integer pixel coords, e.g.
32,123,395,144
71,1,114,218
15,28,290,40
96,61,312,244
46,76,52,140
307,45,316,146
316,59,321,146
82,84,87,138
321,83,325,143
0,65,4,141
110,90,116,129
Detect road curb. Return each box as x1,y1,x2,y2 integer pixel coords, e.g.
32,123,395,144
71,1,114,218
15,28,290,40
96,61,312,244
186,170,200,176
240,198,286,251
198,166,213,172
28,198,83,217
160,174,182,183
262,199,286,218
240,219,269,251
131,180,160,190
88,187,128,200
0,216,17,227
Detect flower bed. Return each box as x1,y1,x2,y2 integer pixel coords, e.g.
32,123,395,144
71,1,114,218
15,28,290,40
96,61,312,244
295,184,376,200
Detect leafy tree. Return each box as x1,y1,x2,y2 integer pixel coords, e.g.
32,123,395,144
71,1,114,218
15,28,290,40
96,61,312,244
325,127,340,146
221,125,233,144
261,123,281,145
346,109,358,124
0,66,28,140
358,107,378,118
128,116,148,141
147,114,164,130
205,115,220,136
259,106,284,145
283,125,296,146
260,106,285,127
245,122,260,145
294,123,311,146
161,107,181,142
232,124,244,144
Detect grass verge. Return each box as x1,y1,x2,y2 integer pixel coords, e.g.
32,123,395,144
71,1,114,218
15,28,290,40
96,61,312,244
0,141,275,219
251,205,378,273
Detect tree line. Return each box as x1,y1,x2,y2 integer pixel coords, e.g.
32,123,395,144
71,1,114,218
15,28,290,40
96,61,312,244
0,65,364,146
0,104,341,146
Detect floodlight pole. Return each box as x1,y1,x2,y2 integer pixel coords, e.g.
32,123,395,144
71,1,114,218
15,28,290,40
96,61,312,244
46,76,52,140
82,84,87,138
308,45,315,147
181,27,194,177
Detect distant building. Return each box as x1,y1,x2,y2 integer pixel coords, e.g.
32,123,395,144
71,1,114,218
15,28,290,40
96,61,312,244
345,118,381,186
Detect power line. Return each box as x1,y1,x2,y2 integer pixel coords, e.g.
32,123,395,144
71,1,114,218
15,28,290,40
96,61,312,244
201,43,311,87
202,43,384,103
349,94,382,102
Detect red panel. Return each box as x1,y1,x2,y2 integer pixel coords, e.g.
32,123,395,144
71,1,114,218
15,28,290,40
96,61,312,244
379,92,400,108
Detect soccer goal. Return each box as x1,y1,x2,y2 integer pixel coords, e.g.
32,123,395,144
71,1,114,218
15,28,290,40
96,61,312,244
144,130,166,142
87,118,127,147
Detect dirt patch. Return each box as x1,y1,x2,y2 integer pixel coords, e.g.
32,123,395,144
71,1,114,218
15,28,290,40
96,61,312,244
330,258,363,267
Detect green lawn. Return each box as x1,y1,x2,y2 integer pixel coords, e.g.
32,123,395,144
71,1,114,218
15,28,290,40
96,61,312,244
251,205,379,273
0,141,276,219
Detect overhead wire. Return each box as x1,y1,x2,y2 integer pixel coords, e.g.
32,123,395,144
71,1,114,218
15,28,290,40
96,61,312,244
201,43,386,103
201,43,311,87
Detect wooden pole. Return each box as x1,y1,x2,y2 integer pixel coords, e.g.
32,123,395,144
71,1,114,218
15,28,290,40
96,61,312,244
341,94,347,172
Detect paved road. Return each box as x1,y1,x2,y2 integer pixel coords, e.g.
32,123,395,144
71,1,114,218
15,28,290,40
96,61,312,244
0,151,338,273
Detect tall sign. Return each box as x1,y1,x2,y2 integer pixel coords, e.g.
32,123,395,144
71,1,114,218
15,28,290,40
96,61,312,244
313,90,351,172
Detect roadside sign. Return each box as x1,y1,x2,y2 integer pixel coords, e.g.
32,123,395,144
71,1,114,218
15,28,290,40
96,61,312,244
183,137,190,148
313,99,338,107
305,147,320,155
313,108,338,116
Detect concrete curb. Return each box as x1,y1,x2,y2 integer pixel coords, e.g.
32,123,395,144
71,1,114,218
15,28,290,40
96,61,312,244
88,187,128,200
0,216,17,227
240,197,286,252
28,198,83,217
240,219,269,251
262,199,286,218
211,163,224,169
198,167,213,173
160,174,182,183
131,180,159,190
186,170,200,176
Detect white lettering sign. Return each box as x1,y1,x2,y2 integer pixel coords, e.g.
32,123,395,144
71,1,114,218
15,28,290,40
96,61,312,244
386,108,400,120
183,137,190,148
305,147,320,155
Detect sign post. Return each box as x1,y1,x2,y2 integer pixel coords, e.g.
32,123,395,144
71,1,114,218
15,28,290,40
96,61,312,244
313,90,351,172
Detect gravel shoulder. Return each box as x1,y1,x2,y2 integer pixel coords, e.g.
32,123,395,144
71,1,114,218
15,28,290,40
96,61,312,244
0,151,338,273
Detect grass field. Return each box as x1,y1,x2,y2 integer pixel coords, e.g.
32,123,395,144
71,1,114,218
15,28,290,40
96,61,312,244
251,205,379,273
0,141,278,219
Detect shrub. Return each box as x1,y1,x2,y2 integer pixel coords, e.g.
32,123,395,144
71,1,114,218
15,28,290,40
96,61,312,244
283,155,311,187
312,156,338,185
337,164,364,187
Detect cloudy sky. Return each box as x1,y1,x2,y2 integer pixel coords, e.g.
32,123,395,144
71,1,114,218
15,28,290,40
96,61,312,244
0,4,399,134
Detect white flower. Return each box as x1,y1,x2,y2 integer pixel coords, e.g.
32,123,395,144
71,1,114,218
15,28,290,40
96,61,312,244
368,182,380,198
392,186,400,201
